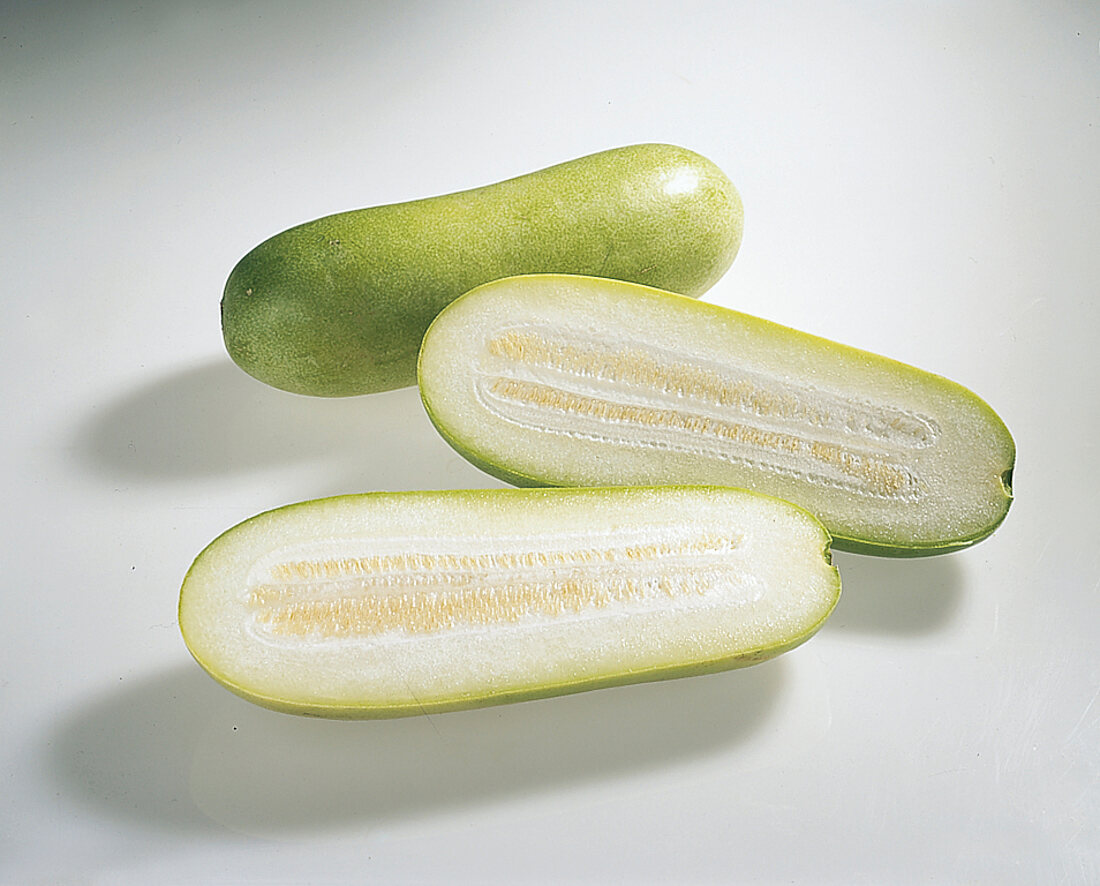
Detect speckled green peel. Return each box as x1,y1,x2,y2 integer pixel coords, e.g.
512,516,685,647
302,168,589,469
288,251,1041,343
221,144,743,396
178,486,839,719
418,275,1016,557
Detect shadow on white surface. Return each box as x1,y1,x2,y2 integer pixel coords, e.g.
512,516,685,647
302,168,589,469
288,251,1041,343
48,658,787,837
74,359,495,493
828,551,965,637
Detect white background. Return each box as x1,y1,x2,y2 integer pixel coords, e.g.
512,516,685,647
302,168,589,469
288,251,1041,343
2,2,1098,883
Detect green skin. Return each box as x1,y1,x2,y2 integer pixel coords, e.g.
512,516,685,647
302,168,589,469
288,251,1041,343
179,486,838,718
221,144,743,397
418,275,1016,558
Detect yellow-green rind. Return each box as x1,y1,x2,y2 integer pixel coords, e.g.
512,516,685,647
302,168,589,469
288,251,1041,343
221,144,743,397
417,275,1016,558
179,486,838,719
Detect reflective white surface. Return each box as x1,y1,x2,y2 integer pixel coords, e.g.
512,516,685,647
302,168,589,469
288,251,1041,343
2,2,1097,882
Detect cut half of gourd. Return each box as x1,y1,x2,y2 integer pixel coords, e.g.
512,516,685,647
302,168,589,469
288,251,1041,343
179,486,839,718
418,274,1015,556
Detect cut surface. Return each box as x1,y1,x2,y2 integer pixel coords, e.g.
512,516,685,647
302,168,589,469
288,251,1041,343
179,487,839,717
418,275,1015,555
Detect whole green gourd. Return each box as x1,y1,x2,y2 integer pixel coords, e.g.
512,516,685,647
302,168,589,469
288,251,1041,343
221,144,743,396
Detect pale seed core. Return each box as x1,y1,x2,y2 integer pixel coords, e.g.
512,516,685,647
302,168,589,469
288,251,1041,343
246,532,753,642
478,327,934,501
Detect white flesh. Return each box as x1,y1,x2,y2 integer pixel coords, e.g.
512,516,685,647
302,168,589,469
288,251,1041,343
179,487,838,716
418,275,1015,553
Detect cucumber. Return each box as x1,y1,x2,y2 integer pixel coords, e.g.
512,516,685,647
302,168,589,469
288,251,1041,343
221,144,743,396
418,275,1015,556
178,486,838,718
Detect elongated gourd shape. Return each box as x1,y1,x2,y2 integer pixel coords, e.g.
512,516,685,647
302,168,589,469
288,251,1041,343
179,486,839,718
221,144,743,397
418,275,1016,556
